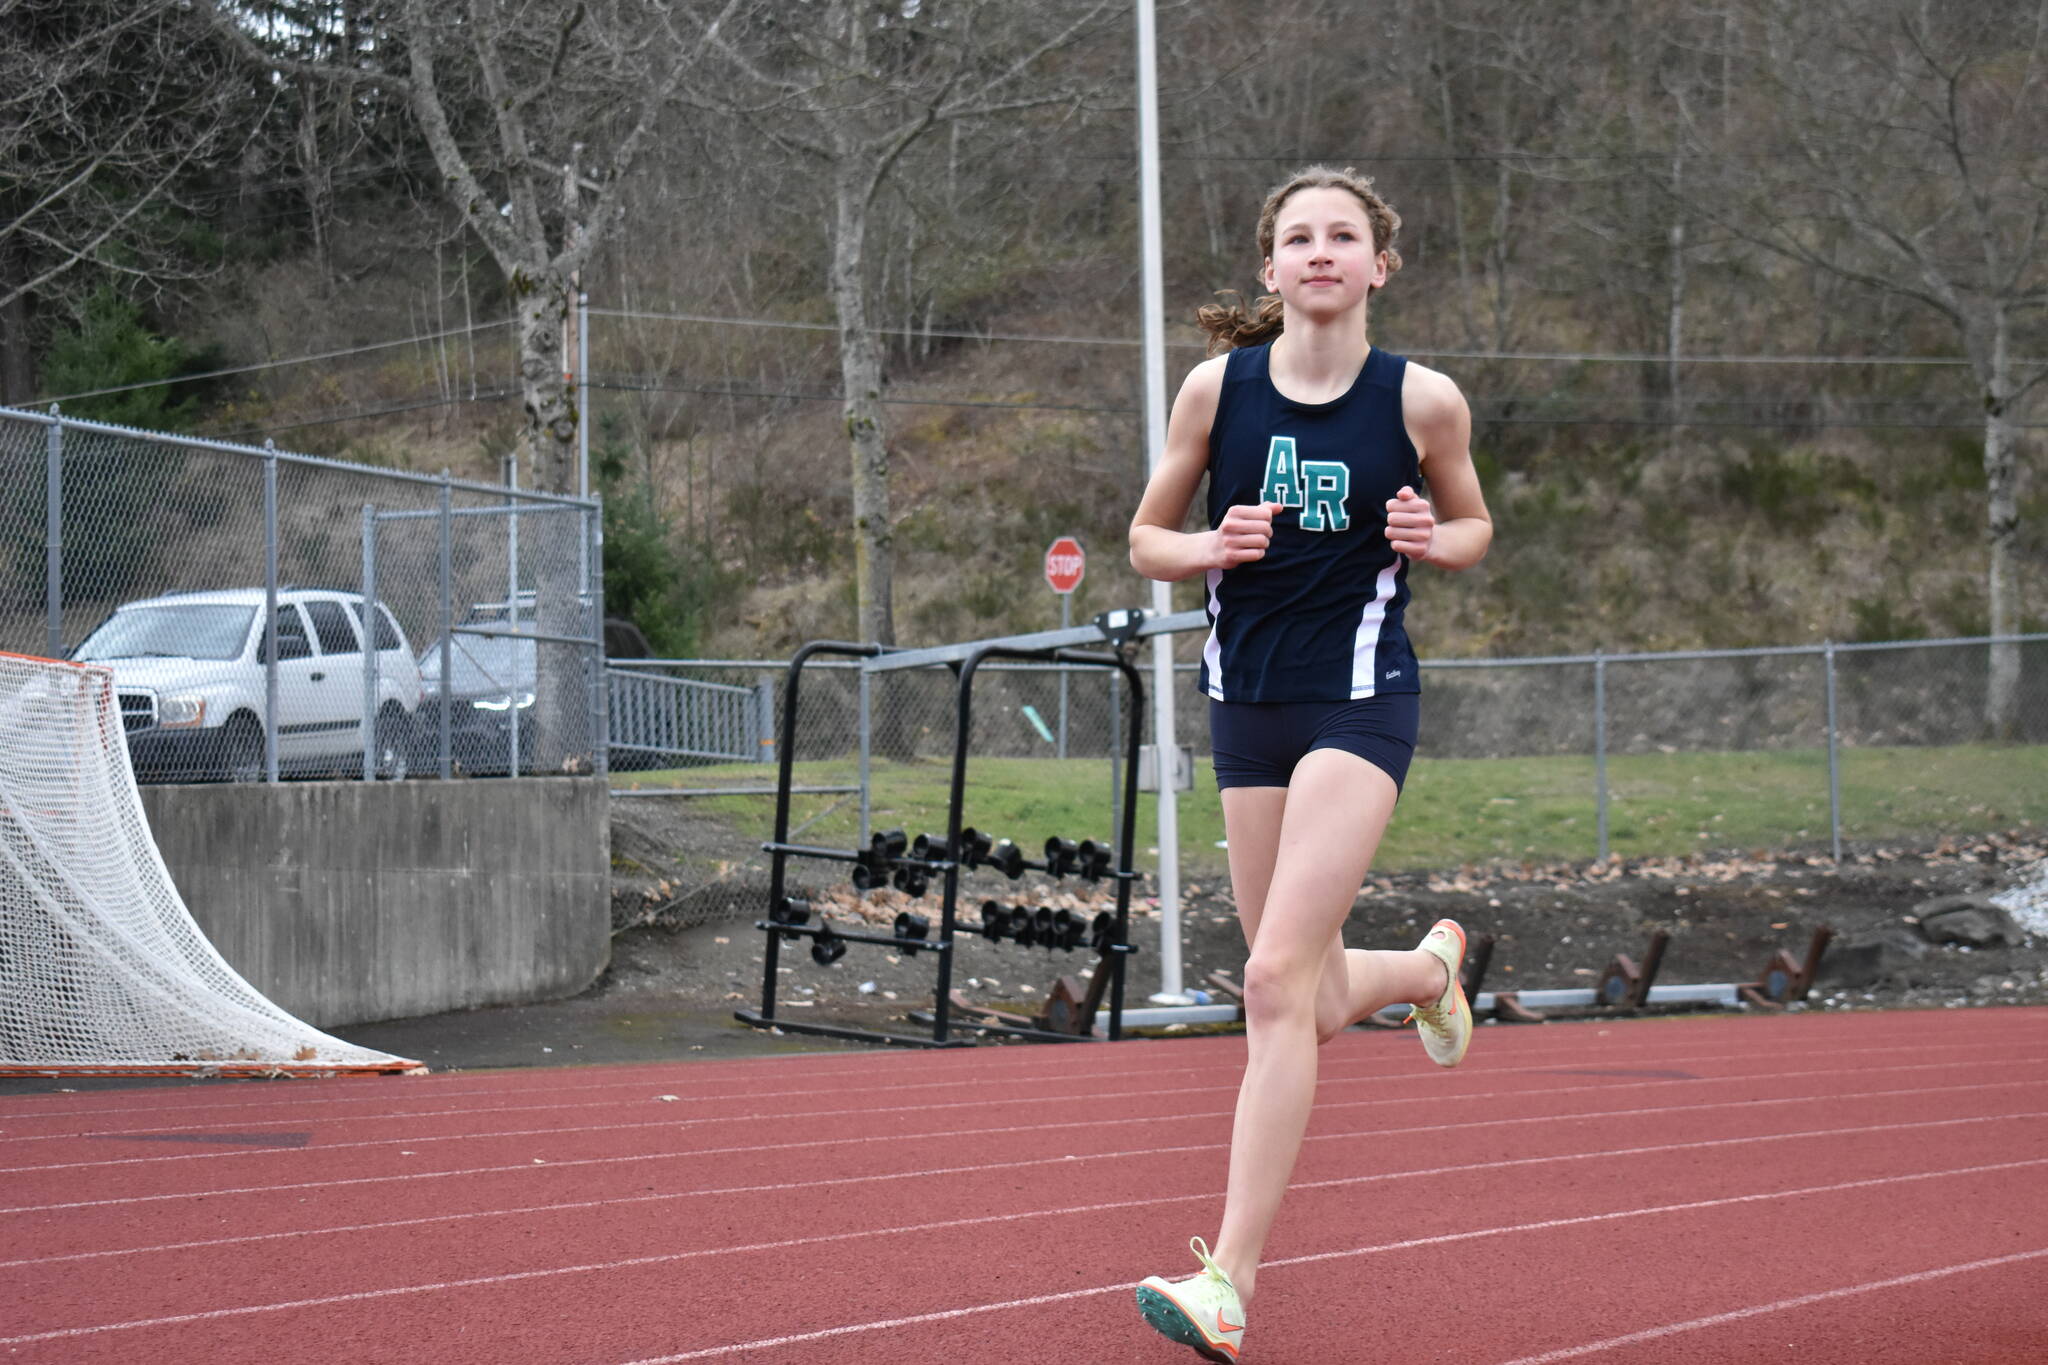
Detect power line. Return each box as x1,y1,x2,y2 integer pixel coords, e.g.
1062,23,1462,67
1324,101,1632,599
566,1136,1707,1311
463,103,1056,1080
42,305,2037,417
199,385,521,441
591,376,1132,416
200,373,2047,442
591,307,2040,368
33,318,516,407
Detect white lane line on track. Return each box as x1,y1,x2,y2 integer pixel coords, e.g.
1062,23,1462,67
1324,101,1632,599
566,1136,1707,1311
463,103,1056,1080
1,1020,2024,1126
5,1069,2042,1217
4,1062,2039,1241
8,1049,2045,1180
0,1039,1747,1143
4,1104,2039,1273
1491,1247,2048,1363
623,1156,2048,1364
4,1133,2044,1347
0,1031,1975,1138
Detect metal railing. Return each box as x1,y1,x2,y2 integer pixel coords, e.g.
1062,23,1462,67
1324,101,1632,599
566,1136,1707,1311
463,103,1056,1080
606,666,767,771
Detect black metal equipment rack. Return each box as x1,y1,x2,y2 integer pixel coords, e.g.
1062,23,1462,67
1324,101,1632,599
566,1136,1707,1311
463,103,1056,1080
735,628,1147,1048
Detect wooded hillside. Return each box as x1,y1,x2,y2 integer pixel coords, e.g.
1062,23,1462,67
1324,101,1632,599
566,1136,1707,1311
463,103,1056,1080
8,0,2044,675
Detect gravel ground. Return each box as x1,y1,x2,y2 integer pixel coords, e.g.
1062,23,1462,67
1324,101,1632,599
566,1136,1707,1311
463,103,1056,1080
576,808,2048,1058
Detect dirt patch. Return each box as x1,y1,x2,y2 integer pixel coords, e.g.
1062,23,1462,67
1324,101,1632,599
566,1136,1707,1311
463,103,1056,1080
597,807,2048,1040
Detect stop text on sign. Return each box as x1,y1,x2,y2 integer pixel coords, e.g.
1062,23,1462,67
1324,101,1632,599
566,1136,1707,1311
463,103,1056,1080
1044,536,1085,594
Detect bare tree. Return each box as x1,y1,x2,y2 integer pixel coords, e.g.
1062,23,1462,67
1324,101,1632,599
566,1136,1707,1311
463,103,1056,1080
1693,0,2048,736
197,0,751,495
0,0,244,402
195,0,752,767
689,0,1117,648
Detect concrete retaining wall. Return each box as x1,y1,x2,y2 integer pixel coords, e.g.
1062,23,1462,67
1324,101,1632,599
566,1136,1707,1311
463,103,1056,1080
137,778,610,1029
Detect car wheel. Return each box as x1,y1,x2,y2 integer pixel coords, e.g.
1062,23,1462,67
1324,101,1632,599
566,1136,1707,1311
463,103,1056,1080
375,708,411,781
220,716,265,783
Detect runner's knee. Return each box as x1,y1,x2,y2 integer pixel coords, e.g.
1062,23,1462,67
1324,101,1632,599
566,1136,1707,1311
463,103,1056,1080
1240,950,1320,1029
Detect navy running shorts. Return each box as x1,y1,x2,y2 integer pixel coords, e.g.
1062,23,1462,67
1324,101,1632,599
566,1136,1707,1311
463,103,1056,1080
1209,693,1420,792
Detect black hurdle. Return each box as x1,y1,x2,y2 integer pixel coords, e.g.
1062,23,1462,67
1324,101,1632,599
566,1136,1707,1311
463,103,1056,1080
734,630,1147,1048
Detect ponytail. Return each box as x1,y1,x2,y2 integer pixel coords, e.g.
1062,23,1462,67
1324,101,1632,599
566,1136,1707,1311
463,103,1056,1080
1196,291,1286,355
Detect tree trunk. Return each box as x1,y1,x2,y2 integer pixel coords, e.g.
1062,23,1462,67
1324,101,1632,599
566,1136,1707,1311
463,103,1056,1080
513,267,592,772
517,272,579,493
0,230,33,404
832,157,894,648
1427,0,1479,348
297,87,333,289
1982,308,2021,741
1666,149,1686,457
829,151,921,760
1489,155,1514,351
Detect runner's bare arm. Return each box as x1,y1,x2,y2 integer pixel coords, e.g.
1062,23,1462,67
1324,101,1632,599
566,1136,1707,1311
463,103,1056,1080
1131,357,1278,582
1394,362,1492,571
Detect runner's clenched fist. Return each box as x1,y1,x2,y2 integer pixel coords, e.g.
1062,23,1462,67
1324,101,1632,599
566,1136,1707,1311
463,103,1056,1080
1212,501,1283,568
1384,485,1436,562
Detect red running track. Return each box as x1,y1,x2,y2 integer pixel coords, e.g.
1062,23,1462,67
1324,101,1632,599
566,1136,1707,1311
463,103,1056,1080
2,1007,2045,1364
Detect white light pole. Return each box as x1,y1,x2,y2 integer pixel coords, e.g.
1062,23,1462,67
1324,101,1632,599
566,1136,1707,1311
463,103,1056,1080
1136,0,1188,1005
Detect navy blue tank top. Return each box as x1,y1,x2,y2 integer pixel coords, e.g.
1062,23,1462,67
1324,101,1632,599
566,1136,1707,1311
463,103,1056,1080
1198,342,1420,702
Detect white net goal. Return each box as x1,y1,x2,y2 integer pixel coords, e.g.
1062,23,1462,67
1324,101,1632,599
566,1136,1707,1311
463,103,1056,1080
0,652,421,1076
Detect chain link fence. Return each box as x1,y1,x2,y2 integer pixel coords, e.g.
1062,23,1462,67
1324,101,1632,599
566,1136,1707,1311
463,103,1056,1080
633,632,2048,862
25,392,2035,857
1,405,605,783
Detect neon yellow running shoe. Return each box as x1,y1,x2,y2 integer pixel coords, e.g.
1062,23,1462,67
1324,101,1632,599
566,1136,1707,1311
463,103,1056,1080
1408,918,1472,1067
1135,1236,1244,1362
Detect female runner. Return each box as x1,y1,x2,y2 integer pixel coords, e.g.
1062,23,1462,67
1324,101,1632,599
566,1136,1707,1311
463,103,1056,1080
1127,166,1493,1361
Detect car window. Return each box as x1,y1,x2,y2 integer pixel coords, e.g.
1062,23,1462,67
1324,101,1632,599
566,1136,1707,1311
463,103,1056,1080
258,604,313,663
75,604,256,662
303,600,360,656
347,600,403,651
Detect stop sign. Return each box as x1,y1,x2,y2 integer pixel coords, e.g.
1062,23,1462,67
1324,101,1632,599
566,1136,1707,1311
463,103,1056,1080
1044,536,1086,594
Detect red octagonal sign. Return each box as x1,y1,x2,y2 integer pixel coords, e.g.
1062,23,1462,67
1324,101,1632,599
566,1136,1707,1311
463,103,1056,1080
1044,536,1086,595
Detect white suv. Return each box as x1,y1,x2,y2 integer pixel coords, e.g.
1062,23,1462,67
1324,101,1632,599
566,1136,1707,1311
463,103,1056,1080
72,587,424,783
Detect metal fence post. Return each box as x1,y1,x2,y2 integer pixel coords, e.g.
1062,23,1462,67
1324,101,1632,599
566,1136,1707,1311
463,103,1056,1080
361,504,378,781
438,473,453,780
589,497,608,779
1825,640,1842,863
1594,649,1609,861
755,680,775,764
263,441,280,783
858,666,872,846
44,407,61,657
1057,595,1070,759
504,456,521,779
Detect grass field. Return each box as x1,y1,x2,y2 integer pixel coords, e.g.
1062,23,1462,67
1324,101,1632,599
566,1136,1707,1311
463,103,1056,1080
613,743,2048,876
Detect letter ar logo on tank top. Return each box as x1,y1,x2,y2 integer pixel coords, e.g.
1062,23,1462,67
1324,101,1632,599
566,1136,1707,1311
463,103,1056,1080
1260,435,1350,532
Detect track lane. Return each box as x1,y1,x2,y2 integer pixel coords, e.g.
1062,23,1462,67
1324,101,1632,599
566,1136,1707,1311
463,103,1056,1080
9,1030,1967,1146
8,1080,2039,1277
5,1092,2041,1344
6,1056,2043,1264
607,1156,2048,1365
11,1028,2043,1178
1,1008,2026,1133
10,1151,2042,1362
8,1010,2039,1358
1491,1249,2048,1364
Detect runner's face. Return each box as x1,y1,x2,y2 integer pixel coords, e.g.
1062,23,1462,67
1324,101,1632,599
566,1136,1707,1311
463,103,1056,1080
1262,187,1387,318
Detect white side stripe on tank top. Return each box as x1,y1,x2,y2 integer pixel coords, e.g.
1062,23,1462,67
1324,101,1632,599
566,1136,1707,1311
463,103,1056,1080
1203,568,1226,700
1349,557,1402,699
